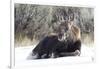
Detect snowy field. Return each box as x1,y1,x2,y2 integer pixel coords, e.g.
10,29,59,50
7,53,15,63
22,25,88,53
15,44,95,67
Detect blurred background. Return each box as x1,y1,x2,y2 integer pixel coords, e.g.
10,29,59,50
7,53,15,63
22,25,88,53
14,4,94,47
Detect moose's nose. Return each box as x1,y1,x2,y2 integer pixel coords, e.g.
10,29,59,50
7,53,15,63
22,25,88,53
58,33,67,41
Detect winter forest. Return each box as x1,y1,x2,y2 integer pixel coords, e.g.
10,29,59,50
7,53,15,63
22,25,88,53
14,4,94,47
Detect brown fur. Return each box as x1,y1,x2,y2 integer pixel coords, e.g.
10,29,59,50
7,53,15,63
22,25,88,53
65,21,81,43
71,25,81,40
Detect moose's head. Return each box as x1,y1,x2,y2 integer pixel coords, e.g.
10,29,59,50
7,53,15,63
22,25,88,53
57,9,75,41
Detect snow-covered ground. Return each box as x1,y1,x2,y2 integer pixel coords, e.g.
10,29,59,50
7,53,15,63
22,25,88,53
15,44,95,67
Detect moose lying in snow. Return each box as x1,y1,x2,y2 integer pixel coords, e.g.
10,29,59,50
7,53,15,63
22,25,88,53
32,20,81,59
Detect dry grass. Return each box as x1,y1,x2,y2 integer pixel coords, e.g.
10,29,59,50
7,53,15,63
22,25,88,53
15,33,94,47
15,35,38,47
81,33,94,47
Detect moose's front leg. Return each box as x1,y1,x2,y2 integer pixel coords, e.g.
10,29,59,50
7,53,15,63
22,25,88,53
57,50,81,57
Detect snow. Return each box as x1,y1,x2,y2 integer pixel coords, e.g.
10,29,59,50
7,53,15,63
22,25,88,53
15,44,95,67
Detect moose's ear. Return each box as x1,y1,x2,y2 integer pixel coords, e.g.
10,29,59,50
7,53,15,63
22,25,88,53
69,21,74,25
66,21,73,30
